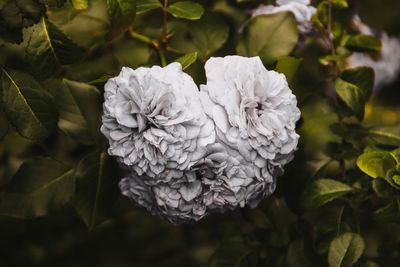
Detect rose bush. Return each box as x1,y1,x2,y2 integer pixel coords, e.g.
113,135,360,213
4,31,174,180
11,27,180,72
1,0,400,266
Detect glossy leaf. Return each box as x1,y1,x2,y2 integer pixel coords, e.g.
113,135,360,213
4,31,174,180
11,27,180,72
167,1,204,20
302,179,353,209
368,126,400,146
175,52,198,70
341,67,374,100
136,0,162,14
107,0,136,28
328,233,365,267
1,68,58,140
26,17,83,80
356,151,397,179
74,152,121,230
0,158,75,218
55,79,102,145
237,12,299,65
335,78,365,120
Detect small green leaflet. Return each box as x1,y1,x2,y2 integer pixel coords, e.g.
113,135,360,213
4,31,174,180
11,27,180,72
167,1,204,20
175,52,198,70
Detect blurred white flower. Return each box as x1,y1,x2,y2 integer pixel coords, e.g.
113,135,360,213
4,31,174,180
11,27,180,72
251,0,316,33
348,16,400,89
101,63,215,178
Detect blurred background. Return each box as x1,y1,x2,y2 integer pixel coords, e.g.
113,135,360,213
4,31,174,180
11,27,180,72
0,0,399,266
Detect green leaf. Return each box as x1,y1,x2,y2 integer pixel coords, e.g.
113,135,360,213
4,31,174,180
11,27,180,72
332,0,348,8
74,152,120,230
367,126,400,146
356,151,397,179
26,17,83,80
55,79,102,145
210,234,258,267
275,56,303,86
136,0,162,14
345,34,382,52
328,232,365,267
71,0,88,10
335,78,365,120
0,0,45,43
392,175,400,186
372,179,397,199
301,179,353,209
0,158,75,218
175,52,198,70
167,1,204,20
391,148,400,163
341,67,374,100
373,198,400,223
237,12,299,65
286,240,312,267
1,68,58,140
170,12,229,59
107,0,136,28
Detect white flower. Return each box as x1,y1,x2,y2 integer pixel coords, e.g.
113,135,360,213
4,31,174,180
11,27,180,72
347,16,400,89
199,56,300,179
251,0,316,34
101,63,215,178
197,143,277,212
120,171,208,224
110,57,300,224
119,143,277,224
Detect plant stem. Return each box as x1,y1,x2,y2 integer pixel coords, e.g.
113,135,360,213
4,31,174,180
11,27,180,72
161,0,168,42
327,0,336,56
159,0,169,66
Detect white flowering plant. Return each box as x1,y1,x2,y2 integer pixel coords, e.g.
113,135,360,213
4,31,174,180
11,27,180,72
0,0,400,266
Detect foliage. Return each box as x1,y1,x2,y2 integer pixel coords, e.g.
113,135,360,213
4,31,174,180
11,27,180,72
0,0,399,266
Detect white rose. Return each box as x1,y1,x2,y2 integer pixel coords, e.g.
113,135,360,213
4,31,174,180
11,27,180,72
199,56,300,181
101,63,215,178
119,171,208,224
119,143,277,223
196,143,277,212
252,0,316,34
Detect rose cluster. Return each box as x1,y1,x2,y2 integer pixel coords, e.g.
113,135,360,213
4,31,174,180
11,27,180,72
101,56,300,224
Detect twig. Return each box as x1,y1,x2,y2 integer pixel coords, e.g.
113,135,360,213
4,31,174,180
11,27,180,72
327,0,336,56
